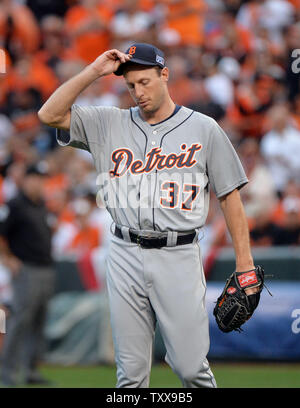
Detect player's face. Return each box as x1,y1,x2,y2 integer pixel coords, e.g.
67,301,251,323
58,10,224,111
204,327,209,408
124,66,169,114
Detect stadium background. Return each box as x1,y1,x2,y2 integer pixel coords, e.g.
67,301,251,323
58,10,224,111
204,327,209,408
0,0,300,387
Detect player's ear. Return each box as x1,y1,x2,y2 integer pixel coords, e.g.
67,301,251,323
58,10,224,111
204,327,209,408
161,67,169,82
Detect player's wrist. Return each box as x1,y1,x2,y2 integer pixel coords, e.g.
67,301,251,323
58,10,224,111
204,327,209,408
84,64,104,81
235,259,255,272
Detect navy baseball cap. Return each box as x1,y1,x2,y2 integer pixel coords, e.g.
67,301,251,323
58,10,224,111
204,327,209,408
114,43,165,76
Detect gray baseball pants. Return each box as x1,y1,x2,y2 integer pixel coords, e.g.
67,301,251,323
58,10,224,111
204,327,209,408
106,233,216,388
1,263,54,383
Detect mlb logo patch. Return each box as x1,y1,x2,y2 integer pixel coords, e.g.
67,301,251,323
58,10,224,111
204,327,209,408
238,271,258,288
156,55,165,66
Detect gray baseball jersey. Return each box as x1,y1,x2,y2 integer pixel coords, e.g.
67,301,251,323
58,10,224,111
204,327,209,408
57,104,247,388
57,105,248,232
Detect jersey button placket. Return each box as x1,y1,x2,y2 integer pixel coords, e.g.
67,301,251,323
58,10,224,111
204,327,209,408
143,127,161,285
152,129,157,145
151,128,161,231
139,128,159,230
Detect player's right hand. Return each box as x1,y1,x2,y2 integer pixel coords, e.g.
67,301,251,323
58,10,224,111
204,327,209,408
89,49,132,77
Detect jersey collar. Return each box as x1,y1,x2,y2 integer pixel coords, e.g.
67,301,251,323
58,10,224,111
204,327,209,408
130,105,193,134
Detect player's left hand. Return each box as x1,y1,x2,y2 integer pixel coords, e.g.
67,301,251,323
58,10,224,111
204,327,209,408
213,265,267,333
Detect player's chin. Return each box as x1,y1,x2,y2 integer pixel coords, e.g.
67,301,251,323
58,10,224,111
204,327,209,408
138,102,154,113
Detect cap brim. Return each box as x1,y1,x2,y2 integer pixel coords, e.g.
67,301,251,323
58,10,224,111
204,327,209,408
114,58,158,76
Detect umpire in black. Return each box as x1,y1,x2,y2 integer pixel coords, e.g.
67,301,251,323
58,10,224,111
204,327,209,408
0,162,54,386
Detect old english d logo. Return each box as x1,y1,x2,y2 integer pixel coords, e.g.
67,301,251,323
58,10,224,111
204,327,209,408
129,46,136,55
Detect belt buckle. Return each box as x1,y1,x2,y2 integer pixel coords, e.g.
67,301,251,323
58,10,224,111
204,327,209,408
136,235,158,249
137,236,150,249
135,232,149,248
135,233,165,249
136,235,150,248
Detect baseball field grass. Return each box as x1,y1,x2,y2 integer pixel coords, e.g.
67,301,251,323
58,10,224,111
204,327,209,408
18,362,300,388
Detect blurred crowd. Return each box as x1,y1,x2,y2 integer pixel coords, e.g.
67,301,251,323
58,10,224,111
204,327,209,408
0,0,300,274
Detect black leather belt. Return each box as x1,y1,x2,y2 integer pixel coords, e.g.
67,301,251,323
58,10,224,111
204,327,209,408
114,226,196,249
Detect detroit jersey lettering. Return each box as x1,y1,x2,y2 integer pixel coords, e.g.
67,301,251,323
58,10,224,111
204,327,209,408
57,105,248,232
109,143,202,177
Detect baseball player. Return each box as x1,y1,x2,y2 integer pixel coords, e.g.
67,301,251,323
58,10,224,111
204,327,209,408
38,43,257,388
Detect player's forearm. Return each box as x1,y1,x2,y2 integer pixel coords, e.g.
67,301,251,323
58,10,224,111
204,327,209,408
38,65,99,128
219,189,254,272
